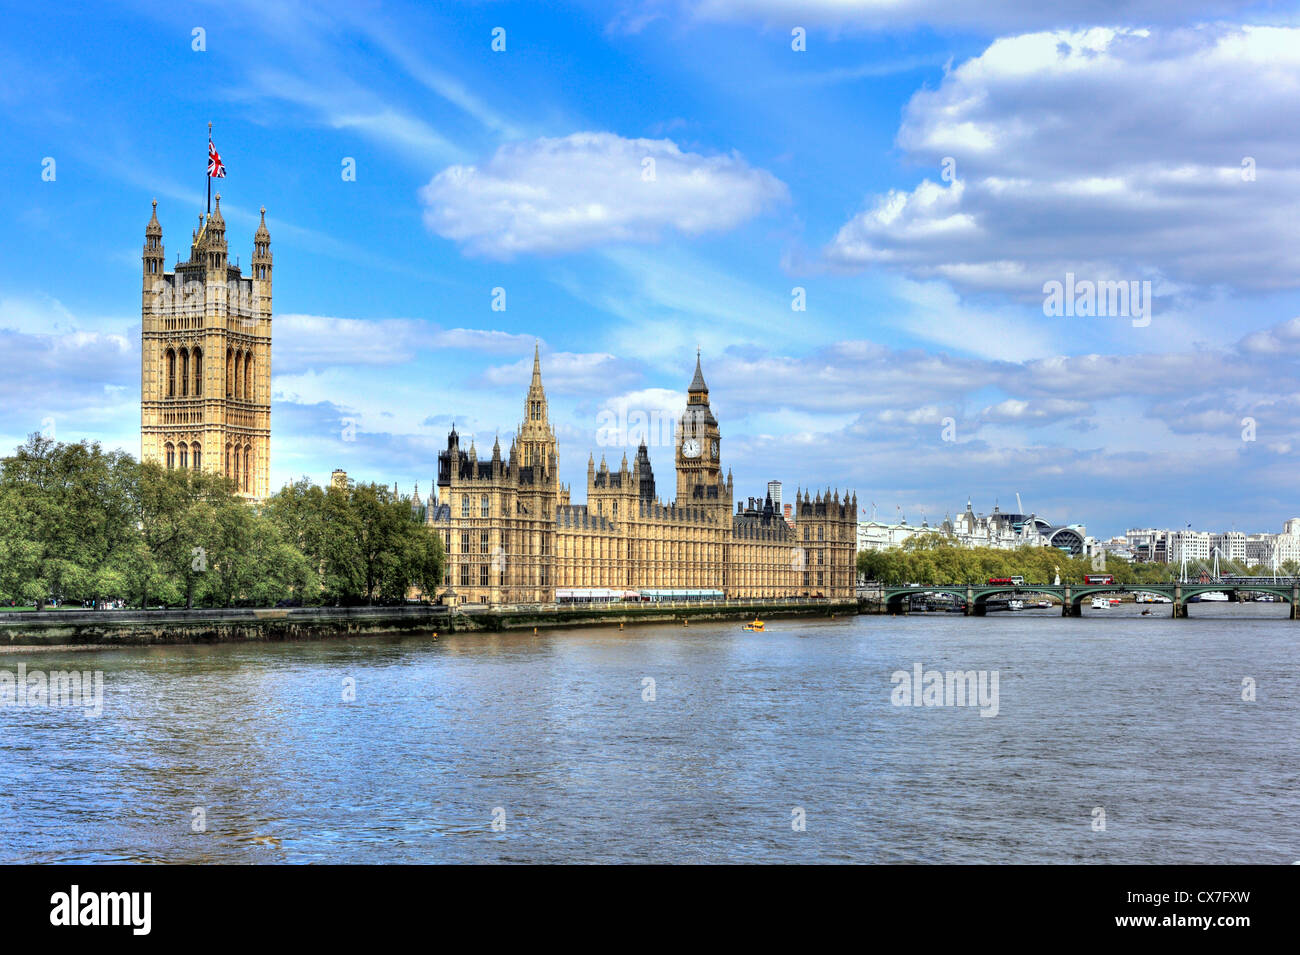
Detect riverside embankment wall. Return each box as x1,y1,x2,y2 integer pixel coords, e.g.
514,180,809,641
1,600,857,648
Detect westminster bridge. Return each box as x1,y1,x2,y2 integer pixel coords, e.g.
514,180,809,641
878,578,1300,618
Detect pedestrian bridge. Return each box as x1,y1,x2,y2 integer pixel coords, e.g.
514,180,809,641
881,581,1300,617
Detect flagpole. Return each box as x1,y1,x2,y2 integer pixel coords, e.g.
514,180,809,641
207,121,213,216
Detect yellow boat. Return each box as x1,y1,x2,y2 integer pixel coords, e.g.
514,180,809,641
742,618,765,632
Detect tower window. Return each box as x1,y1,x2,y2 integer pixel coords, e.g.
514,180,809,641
193,348,203,397
480,495,490,517
166,349,176,398
165,442,175,469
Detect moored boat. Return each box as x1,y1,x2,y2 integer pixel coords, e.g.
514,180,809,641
1136,592,1172,604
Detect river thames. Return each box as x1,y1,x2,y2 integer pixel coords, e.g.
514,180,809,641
2,603,1296,864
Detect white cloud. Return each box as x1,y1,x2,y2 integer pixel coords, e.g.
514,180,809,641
979,397,1092,424
274,314,431,373
432,328,539,353
420,132,788,258
691,0,1260,32
1239,316,1300,355
824,26,1300,298
275,317,543,371
482,350,643,394
0,327,136,429
243,68,464,163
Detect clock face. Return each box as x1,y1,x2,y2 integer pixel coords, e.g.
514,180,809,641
711,440,719,459
682,438,701,458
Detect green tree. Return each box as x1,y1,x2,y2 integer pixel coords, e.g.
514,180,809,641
0,434,137,608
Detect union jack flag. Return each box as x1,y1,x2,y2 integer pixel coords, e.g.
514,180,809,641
208,140,226,178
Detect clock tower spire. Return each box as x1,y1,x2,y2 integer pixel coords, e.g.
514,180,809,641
675,349,725,508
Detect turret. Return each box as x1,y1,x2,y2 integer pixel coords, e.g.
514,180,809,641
194,193,229,273
252,206,272,283
143,199,164,289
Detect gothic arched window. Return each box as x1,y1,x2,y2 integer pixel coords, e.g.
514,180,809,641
179,348,189,397
166,349,176,398
165,442,175,469
226,349,234,398
244,354,253,402
234,351,243,399
480,495,490,517
178,444,188,469
225,443,231,478
233,447,240,486
192,443,202,470
193,348,203,397
243,445,251,492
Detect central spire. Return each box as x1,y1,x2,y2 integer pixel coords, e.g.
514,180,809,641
518,343,556,475
688,347,708,395
530,340,543,389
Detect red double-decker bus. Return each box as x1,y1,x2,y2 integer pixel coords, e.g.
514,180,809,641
1083,574,1114,585
987,576,1025,585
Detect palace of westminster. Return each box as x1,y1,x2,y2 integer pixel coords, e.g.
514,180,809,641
139,195,857,603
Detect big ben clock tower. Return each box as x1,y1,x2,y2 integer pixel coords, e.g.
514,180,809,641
675,350,726,507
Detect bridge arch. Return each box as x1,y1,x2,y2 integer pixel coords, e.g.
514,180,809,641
881,582,1300,617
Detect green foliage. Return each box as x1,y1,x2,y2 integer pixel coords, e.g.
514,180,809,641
0,434,444,609
856,537,1185,586
262,480,445,605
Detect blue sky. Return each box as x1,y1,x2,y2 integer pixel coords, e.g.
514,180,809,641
3,0,1300,537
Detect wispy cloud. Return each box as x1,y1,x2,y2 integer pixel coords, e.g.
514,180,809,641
420,132,788,258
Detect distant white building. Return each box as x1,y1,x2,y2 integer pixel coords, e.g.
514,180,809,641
1274,520,1300,565
856,499,1090,555
1098,536,1136,560
856,516,933,551
1124,519,1300,570
1168,530,1212,565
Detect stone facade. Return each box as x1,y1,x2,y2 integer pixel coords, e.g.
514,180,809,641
431,348,856,604
140,196,272,499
